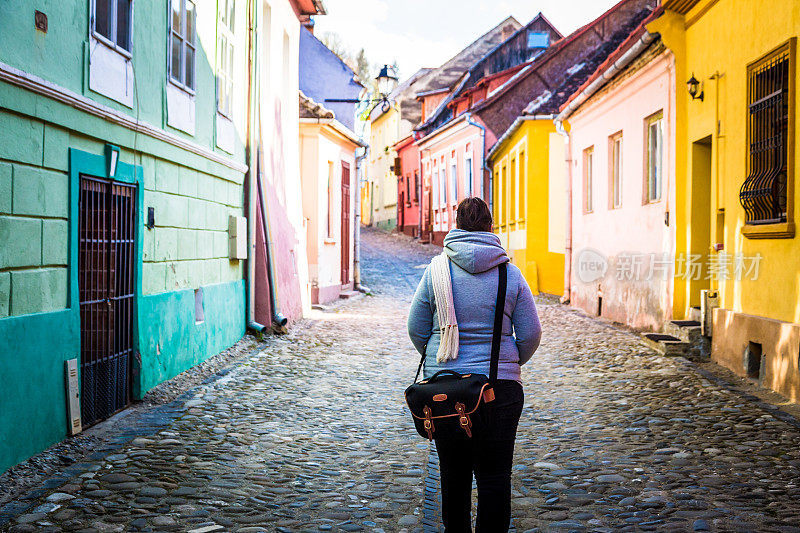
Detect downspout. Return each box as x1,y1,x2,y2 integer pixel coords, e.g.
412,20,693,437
417,139,423,238
354,146,369,291
464,113,487,200
257,119,288,328
553,30,657,305
554,119,572,305
244,0,265,333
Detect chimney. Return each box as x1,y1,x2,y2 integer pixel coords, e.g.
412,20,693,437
302,16,315,34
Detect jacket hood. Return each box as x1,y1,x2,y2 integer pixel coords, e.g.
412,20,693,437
442,229,509,274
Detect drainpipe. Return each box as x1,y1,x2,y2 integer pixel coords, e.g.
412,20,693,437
244,0,265,333
417,140,423,238
256,120,288,328
554,119,572,305
464,113,487,200
354,146,369,291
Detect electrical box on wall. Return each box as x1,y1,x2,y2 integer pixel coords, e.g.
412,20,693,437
65,358,81,436
228,215,247,260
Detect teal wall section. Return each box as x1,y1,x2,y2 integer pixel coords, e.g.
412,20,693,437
137,280,245,395
0,309,80,474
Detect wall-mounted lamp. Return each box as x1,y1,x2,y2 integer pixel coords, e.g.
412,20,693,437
105,144,120,178
326,64,399,114
686,73,704,101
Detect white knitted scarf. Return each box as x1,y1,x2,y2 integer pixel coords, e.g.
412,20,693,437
431,253,459,363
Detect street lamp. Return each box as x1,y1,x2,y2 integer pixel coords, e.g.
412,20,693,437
326,64,399,113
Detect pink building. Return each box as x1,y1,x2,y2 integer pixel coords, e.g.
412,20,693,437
418,118,485,245
557,21,676,330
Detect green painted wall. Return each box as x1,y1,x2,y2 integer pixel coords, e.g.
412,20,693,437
0,1,251,474
0,309,80,474
138,280,245,395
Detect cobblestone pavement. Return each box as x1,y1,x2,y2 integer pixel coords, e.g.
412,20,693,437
3,227,800,532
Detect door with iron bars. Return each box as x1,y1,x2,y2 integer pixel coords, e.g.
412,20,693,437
78,176,137,426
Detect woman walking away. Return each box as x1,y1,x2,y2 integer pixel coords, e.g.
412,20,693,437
407,197,541,532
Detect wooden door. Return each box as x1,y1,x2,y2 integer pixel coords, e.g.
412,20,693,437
340,162,351,285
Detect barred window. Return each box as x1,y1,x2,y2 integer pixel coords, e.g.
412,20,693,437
740,41,794,225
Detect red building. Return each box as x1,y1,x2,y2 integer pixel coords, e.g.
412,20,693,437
394,134,422,237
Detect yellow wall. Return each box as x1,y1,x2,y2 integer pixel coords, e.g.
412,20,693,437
651,0,800,324
368,107,400,227
491,119,565,296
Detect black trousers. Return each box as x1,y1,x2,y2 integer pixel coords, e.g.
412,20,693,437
434,380,524,532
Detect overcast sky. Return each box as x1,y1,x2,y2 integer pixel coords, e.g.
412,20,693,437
313,0,622,80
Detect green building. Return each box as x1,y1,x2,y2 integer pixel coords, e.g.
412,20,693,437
0,0,305,474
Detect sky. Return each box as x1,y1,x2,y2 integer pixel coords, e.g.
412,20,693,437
313,0,622,81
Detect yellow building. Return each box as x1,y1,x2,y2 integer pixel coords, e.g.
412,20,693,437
368,105,401,230
651,0,800,400
488,118,566,296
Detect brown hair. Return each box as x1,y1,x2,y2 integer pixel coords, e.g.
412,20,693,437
456,197,493,232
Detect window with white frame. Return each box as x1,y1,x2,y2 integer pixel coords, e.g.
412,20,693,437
431,164,439,209
450,161,458,205
439,166,447,208
465,155,473,197
217,0,235,117
610,132,622,208
646,113,663,202
94,0,133,53
584,146,594,213
170,0,196,91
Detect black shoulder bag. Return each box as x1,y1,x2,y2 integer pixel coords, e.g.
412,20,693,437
405,262,507,440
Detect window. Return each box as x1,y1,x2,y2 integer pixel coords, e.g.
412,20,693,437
518,151,525,221
499,165,507,226
170,0,196,91
646,114,663,202
610,133,622,208
327,161,334,238
405,174,411,206
440,165,446,208
741,39,795,230
94,0,132,53
414,171,419,203
509,156,517,223
465,155,473,197
450,162,458,205
217,0,235,117
583,147,594,213
432,165,439,210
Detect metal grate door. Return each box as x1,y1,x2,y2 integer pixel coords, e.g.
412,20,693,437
78,176,136,426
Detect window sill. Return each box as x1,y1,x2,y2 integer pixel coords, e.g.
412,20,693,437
741,221,795,239
323,238,337,245
168,78,196,97
92,31,132,59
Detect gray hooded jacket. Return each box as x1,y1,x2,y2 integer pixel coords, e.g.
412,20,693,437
407,229,541,382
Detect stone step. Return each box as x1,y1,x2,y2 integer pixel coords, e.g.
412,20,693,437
339,290,360,300
664,319,711,360
642,333,690,357
664,320,701,342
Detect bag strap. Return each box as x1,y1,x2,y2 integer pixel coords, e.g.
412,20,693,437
413,261,508,384
489,262,507,383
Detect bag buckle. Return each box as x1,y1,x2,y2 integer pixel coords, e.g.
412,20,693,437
455,402,472,438
422,406,434,440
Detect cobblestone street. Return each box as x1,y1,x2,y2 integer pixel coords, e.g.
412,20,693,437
3,228,800,532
